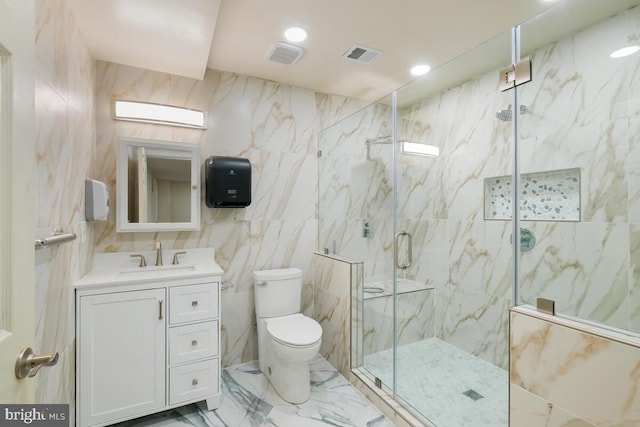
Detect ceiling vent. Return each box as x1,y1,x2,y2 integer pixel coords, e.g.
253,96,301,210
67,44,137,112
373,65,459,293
342,45,382,64
267,42,304,65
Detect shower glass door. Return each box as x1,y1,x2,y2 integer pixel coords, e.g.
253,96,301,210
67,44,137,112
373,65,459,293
392,29,515,427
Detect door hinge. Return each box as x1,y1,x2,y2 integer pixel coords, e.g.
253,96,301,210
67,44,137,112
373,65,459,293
499,57,532,92
317,150,322,158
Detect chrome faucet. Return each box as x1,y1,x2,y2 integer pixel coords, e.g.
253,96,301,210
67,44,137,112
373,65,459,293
155,241,163,266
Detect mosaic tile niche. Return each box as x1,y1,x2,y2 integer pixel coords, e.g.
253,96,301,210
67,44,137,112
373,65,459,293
484,168,581,221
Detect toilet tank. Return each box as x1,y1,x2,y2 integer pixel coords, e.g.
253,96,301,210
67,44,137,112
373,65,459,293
254,268,303,318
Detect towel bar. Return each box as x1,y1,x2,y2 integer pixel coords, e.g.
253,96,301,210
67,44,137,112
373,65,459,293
35,232,77,250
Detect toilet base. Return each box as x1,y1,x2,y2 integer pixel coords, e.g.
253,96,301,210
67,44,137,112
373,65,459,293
267,353,311,404
256,316,321,405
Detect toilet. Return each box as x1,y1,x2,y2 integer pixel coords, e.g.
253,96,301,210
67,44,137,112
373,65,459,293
254,268,322,404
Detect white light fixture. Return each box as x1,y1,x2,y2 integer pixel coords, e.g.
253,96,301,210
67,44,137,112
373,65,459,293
113,100,206,129
610,45,640,58
401,141,439,157
284,27,307,43
410,64,431,76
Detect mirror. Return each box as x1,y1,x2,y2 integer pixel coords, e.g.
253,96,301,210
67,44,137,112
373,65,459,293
117,137,201,232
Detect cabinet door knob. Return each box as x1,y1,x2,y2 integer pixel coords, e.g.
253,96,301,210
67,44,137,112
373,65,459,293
192,378,198,386
191,300,198,307
191,339,198,346
159,300,163,320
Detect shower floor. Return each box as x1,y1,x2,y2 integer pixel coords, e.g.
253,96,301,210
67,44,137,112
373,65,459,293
363,337,508,427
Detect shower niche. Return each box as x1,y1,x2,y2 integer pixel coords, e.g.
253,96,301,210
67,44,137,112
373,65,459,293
484,168,581,221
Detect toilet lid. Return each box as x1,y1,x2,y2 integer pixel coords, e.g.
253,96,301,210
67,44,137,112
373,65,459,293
267,314,322,347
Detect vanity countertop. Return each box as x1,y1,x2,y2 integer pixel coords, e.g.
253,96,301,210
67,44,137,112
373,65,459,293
76,247,224,289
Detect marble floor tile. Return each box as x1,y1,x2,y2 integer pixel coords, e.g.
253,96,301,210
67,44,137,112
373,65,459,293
363,337,508,427
113,355,393,427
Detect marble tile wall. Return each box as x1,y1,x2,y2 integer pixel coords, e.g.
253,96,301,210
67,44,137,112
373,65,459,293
312,253,362,377
34,0,96,415
317,101,393,279
93,61,368,370
510,307,640,426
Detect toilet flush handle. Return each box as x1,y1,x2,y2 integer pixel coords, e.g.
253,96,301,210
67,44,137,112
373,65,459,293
257,281,268,287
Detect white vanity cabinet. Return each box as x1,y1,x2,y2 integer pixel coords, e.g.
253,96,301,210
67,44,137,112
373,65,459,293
76,275,221,427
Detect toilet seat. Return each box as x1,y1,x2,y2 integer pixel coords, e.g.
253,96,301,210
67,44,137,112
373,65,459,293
267,313,322,347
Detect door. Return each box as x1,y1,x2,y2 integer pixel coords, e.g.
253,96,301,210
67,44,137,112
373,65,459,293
0,0,36,402
392,29,514,426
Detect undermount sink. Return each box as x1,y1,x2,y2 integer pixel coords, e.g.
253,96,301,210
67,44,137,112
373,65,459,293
76,248,224,290
117,264,196,277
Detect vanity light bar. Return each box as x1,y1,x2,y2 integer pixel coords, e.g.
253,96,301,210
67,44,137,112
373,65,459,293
401,141,440,157
113,100,207,129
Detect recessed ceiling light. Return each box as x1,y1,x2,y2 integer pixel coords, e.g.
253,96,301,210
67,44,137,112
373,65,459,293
610,45,640,58
410,64,431,76
284,27,307,43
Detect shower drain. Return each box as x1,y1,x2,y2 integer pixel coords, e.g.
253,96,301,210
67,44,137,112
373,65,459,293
462,389,484,401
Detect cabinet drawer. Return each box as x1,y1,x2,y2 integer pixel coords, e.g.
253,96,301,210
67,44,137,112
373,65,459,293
169,321,218,365
169,283,218,324
169,359,219,406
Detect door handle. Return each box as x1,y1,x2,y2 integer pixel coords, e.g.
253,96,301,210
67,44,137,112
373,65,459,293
15,347,59,379
394,231,412,269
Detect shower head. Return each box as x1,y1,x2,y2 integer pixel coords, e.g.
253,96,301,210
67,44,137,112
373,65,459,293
366,135,392,145
495,106,513,121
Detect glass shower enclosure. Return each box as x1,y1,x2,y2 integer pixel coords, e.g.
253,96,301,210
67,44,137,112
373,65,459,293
318,30,514,427
318,0,640,425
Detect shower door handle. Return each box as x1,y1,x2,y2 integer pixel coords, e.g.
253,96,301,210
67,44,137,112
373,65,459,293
394,231,412,270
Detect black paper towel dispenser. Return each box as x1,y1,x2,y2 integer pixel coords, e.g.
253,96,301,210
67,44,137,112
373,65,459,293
205,156,251,208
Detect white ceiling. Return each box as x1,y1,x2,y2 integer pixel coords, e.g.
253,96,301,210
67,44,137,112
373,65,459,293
67,0,220,80
207,0,558,101
67,0,636,102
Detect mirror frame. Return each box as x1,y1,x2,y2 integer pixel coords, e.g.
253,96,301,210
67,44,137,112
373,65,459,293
116,137,201,232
